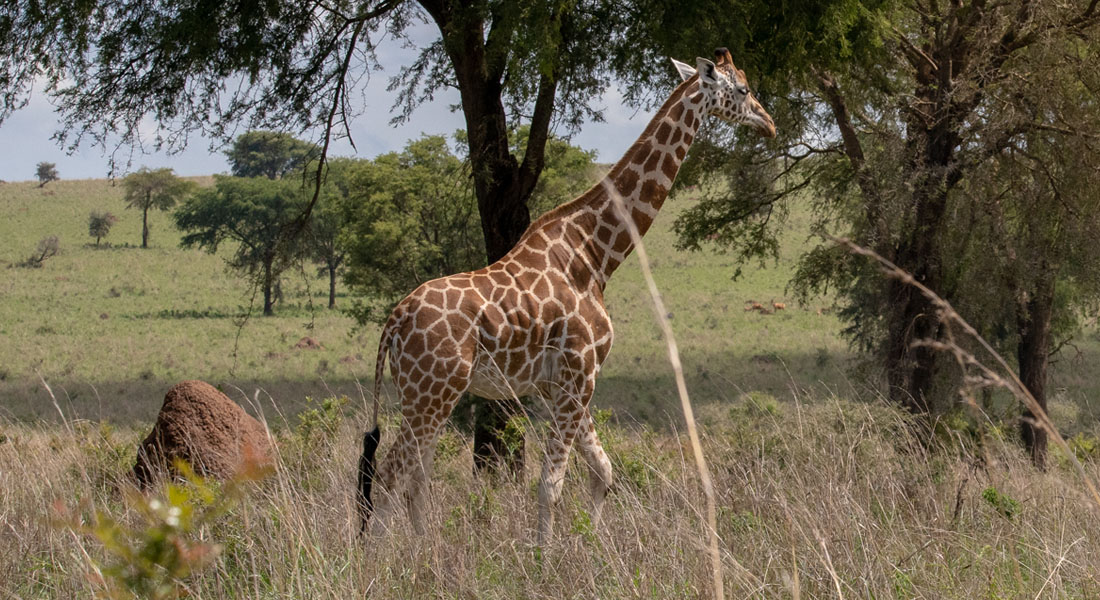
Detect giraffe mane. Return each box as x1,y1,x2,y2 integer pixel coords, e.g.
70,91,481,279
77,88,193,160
520,74,701,240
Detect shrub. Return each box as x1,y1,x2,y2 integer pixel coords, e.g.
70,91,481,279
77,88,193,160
17,235,60,268
88,211,119,247
36,161,59,187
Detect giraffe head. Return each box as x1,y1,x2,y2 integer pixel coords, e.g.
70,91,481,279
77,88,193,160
671,48,776,138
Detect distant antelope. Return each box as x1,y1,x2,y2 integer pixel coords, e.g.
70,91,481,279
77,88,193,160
771,299,786,311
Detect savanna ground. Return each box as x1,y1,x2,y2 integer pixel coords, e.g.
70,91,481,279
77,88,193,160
2,178,1100,597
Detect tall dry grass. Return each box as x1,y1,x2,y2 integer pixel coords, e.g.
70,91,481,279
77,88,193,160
2,390,1099,598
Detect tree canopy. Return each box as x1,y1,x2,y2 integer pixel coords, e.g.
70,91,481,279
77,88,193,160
122,167,195,248
226,131,319,180
174,176,308,316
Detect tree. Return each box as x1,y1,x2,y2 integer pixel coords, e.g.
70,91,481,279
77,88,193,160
35,162,58,187
652,1,1100,435
88,211,118,247
122,167,196,248
340,134,485,323
226,131,319,180
174,176,307,316
309,158,360,309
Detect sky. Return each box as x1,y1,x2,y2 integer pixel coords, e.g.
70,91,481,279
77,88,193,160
0,22,657,182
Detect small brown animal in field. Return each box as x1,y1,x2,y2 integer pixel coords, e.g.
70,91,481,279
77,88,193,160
771,299,786,311
745,301,764,311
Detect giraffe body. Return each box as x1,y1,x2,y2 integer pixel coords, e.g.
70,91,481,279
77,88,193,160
363,48,775,542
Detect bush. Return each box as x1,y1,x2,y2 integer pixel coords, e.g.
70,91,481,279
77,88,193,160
16,235,60,268
88,211,119,247
35,161,59,187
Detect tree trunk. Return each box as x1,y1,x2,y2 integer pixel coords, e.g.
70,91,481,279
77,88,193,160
141,205,150,248
420,0,561,478
262,258,275,316
328,264,337,309
1017,273,1054,469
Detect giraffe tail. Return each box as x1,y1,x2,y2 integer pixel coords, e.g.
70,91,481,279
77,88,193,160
358,315,395,533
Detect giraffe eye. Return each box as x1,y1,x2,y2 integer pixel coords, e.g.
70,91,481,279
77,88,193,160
736,86,748,96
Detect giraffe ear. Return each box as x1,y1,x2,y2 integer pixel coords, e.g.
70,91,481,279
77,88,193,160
670,58,696,82
695,58,718,84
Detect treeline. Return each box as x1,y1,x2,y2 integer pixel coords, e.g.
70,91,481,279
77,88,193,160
167,130,597,318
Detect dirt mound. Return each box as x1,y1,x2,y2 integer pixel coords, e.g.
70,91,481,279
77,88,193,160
294,336,322,350
132,380,273,488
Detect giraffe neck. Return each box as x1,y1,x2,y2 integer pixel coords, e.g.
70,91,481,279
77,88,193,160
537,76,706,288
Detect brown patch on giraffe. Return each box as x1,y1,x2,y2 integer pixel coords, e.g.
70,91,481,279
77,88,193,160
654,122,672,145
616,168,639,197
643,151,661,174
596,225,613,246
414,305,443,330
444,289,462,311
690,94,703,106
631,141,652,165
428,320,450,341
526,234,549,253
668,101,685,121
632,207,654,232
489,269,510,287
661,154,679,181
675,145,688,160
514,269,538,288
641,179,667,205
612,230,632,253
403,332,427,357
514,247,545,272
670,127,683,146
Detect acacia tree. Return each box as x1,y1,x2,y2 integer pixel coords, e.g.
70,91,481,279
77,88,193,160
35,162,58,187
122,167,195,248
174,176,307,316
227,131,319,179
88,211,118,246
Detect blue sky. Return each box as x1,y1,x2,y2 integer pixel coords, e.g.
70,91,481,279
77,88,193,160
0,24,657,182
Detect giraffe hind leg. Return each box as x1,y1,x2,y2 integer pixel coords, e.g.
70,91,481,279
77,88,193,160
576,410,613,526
537,376,594,544
403,397,461,534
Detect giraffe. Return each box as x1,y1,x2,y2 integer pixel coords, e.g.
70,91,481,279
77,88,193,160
359,47,775,543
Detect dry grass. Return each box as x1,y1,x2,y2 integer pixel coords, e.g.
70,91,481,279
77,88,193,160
3,392,1099,598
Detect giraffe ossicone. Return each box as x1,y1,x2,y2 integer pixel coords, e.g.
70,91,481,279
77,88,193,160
357,47,775,543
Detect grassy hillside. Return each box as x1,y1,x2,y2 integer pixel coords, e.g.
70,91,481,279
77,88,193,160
0,177,853,424
4,178,1100,598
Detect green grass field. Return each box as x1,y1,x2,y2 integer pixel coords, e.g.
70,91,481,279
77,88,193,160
4,177,1100,598
0,177,854,425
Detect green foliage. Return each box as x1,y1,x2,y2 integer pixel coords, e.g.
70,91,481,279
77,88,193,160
55,460,269,600
225,131,318,180
509,126,601,218
981,486,1020,520
88,211,118,246
35,161,59,187
174,175,308,315
1053,432,1100,468
122,168,195,248
292,395,348,453
340,134,485,324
